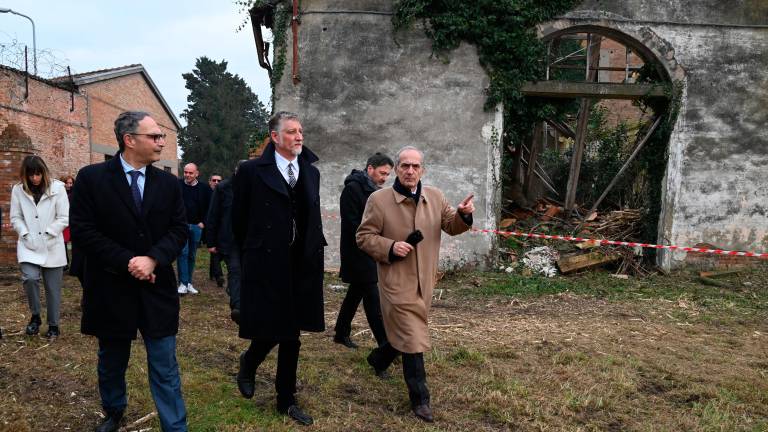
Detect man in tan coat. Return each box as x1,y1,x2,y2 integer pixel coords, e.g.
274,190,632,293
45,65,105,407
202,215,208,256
357,146,474,422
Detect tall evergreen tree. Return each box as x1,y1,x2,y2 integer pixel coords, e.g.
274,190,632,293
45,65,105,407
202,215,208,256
178,57,269,179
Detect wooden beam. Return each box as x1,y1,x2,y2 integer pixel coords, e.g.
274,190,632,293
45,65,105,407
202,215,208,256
584,116,662,217
545,118,576,139
523,122,543,196
557,251,620,274
564,99,592,212
521,81,666,99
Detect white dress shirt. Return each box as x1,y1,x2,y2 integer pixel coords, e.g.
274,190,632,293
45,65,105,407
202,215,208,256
274,150,299,184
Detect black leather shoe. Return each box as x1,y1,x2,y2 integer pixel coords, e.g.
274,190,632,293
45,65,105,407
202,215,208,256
216,277,225,287
366,351,391,379
413,404,434,422
45,326,60,339
230,309,241,324
333,334,359,349
95,411,123,432
236,351,255,399
25,315,41,336
280,404,313,426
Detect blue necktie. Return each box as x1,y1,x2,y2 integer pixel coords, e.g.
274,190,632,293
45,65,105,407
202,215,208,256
129,170,143,212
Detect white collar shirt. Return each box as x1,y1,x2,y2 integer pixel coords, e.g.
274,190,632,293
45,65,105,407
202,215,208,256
119,153,146,197
274,150,299,184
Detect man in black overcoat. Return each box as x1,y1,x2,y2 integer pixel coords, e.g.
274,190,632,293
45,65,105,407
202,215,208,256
333,152,393,349
70,111,189,432
232,111,325,426
206,162,244,322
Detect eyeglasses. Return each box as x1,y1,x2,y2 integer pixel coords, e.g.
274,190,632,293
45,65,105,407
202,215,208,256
130,133,167,143
211,179,221,183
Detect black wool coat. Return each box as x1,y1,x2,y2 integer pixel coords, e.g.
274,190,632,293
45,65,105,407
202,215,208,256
206,177,235,255
70,155,188,339
232,142,326,340
339,169,378,284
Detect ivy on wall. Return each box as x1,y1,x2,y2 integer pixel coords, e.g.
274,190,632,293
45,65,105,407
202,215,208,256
392,0,582,148
394,0,682,243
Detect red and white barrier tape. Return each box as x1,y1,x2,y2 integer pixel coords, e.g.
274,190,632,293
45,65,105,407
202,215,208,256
4,215,764,259
471,228,768,259
322,213,768,259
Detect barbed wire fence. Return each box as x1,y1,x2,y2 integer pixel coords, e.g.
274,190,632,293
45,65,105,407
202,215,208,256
0,34,71,80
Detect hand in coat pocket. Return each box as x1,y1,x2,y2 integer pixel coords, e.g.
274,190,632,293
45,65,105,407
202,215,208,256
21,233,40,251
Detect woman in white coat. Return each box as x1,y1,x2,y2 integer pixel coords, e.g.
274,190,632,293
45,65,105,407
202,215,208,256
10,155,69,338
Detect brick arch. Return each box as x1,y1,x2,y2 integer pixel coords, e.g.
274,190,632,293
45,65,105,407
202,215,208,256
0,123,35,267
538,21,685,81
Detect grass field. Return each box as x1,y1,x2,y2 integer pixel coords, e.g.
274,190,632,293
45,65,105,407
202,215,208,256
1,251,767,431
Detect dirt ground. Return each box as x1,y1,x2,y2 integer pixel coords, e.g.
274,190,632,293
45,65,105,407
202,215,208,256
1,257,767,431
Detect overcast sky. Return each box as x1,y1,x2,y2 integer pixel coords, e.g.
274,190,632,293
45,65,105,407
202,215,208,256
0,0,272,125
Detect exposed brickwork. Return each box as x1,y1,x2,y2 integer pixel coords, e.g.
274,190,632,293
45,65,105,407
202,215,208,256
0,67,179,267
81,74,179,168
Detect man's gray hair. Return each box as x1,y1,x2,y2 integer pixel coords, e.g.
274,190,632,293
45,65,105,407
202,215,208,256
268,111,300,134
114,111,150,152
395,146,425,166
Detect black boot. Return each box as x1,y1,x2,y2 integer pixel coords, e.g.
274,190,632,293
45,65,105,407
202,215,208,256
25,315,41,336
236,351,256,398
45,326,60,339
95,410,123,432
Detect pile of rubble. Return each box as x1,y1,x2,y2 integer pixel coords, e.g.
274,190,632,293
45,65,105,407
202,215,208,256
498,199,653,277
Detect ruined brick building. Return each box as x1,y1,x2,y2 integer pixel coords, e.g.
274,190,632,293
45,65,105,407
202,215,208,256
251,0,767,270
0,64,180,265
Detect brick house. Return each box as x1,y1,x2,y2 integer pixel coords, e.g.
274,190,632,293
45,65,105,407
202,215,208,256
0,64,180,266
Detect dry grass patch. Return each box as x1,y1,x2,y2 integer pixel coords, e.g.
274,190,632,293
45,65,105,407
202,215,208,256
1,254,768,431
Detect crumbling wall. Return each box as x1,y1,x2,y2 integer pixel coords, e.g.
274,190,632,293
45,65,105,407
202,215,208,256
547,0,768,269
273,0,503,269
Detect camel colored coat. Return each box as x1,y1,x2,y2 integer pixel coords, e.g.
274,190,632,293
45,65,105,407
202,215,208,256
356,185,470,353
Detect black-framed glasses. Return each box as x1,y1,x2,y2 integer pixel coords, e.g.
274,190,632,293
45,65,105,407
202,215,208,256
130,133,167,143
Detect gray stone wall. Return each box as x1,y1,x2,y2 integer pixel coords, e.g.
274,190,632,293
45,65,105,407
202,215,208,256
556,1,768,268
272,0,768,270
273,0,503,270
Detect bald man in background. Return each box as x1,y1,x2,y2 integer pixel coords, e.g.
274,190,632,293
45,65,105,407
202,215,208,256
177,163,212,295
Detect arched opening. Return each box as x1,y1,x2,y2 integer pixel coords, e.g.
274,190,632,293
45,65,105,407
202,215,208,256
504,25,678,268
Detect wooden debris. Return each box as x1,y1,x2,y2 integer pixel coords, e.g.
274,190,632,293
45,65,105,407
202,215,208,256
698,277,731,288
699,270,740,279
499,218,517,228
557,251,620,274
540,206,562,221
575,241,598,250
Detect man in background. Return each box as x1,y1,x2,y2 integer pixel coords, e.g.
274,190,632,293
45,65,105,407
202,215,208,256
334,152,393,349
206,163,244,323
207,173,225,287
177,163,211,295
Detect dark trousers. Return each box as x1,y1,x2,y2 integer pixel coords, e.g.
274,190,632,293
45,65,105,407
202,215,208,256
209,251,224,281
244,337,301,410
334,281,387,346
222,248,241,310
98,335,187,432
368,342,430,407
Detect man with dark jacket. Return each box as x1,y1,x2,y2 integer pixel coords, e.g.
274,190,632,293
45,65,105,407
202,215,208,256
232,111,325,426
177,163,211,295
334,153,393,349
70,111,189,432
206,162,245,323
207,174,225,287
